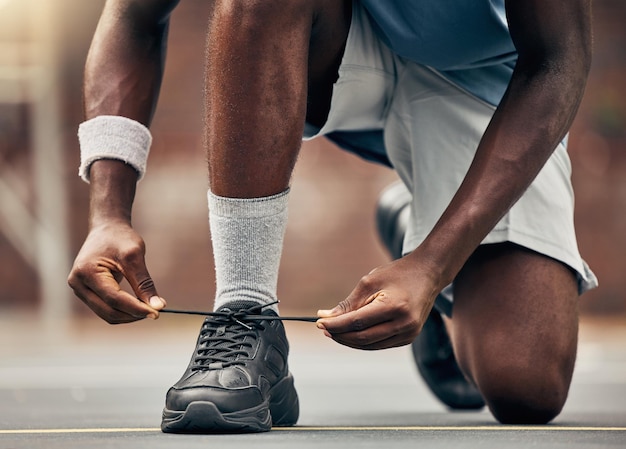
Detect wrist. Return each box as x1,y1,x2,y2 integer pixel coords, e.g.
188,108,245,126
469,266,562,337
88,159,138,228
409,224,480,290
78,115,152,183
404,246,451,293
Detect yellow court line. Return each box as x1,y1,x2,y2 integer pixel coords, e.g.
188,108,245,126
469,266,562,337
1,426,626,435
274,426,626,432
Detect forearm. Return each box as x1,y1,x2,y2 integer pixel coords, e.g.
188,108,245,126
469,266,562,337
84,0,175,124
415,36,591,288
83,1,178,222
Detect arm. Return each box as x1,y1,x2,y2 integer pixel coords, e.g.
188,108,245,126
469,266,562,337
318,0,592,349
84,0,178,123
417,0,592,284
68,0,179,324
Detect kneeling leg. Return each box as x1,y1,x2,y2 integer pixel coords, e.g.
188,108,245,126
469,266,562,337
451,243,578,424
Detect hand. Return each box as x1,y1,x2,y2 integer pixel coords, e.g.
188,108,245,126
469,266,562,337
316,254,441,350
68,220,166,324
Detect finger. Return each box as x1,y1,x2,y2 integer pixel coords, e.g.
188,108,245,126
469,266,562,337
328,327,418,351
318,293,423,349
317,301,352,318
82,264,160,319
122,257,166,312
317,292,393,334
318,267,388,318
112,269,124,284
323,309,420,349
318,289,383,319
70,282,146,324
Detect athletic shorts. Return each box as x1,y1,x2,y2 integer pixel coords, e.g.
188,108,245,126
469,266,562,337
303,2,598,309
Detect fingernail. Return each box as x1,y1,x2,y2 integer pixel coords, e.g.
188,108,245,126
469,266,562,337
316,322,325,330
148,312,158,320
149,296,165,309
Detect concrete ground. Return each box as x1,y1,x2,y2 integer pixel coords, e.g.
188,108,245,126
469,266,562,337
0,312,625,448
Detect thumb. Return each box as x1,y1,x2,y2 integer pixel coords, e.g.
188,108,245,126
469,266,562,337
317,301,350,318
319,266,387,318
125,263,166,312
317,290,385,318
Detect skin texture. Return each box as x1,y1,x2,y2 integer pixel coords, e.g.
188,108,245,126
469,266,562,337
68,0,592,423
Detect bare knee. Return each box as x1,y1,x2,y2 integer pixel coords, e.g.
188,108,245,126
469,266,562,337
454,318,577,424
478,364,571,424
451,242,580,424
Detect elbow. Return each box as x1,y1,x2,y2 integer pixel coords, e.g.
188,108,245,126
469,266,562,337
565,11,593,82
516,42,592,96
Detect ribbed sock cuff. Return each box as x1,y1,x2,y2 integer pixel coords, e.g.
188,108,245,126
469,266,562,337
207,189,290,218
208,189,290,314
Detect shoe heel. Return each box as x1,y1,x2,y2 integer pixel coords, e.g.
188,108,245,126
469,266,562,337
269,373,299,426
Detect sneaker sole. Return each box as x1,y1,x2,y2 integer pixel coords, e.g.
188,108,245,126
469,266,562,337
161,373,299,433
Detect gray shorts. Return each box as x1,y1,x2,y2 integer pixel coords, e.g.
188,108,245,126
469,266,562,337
303,2,598,302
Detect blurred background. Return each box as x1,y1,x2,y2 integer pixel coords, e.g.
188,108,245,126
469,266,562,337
0,0,625,330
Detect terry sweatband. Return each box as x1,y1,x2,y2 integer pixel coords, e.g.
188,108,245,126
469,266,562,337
77,115,152,183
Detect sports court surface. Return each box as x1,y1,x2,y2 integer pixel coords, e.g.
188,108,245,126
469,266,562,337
1,313,625,448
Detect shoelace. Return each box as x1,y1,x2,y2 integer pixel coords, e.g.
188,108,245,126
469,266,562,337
161,302,317,370
161,303,318,325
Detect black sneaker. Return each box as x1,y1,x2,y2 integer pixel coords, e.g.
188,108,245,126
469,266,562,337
376,182,485,410
411,309,485,410
376,181,412,261
161,301,299,433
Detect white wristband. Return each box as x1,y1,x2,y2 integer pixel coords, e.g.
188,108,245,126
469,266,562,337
77,115,152,183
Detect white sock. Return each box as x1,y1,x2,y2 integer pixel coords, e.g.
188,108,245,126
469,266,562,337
208,189,289,314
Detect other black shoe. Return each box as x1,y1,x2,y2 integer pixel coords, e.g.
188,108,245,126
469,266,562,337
411,309,485,410
376,181,485,410
376,181,412,261
161,301,299,433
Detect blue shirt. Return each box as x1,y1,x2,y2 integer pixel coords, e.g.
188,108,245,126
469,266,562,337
360,0,517,106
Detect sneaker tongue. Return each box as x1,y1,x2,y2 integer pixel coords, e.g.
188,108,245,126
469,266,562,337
216,300,265,315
